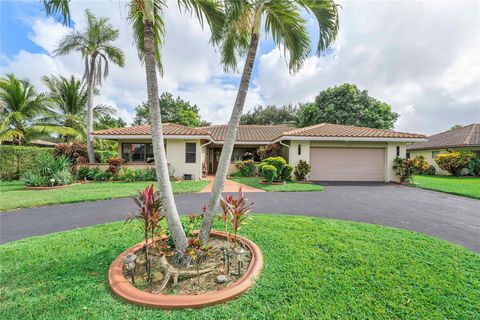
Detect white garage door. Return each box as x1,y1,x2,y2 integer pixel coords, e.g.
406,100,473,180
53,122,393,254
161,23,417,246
309,148,385,181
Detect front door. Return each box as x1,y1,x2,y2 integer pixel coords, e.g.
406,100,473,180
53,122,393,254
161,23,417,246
210,148,222,174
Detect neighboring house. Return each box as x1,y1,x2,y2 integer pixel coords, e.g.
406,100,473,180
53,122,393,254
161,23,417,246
92,123,426,182
407,123,480,175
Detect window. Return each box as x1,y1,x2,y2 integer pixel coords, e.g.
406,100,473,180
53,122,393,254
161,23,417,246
231,148,258,162
406,152,410,159
298,144,302,156
122,143,162,163
396,146,400,157
432,151,440,158
185,142,196,163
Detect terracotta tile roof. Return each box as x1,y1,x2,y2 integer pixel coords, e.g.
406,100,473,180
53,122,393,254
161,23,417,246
283,123,426,139
407,123,480,151
201,125,293,142
92,123,211,136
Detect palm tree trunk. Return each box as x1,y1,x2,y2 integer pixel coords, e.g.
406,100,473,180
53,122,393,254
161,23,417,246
143,19,187,250
86,55,96,163
199,8,262,244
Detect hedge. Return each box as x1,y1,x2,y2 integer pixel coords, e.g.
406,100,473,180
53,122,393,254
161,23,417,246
0,145,53,181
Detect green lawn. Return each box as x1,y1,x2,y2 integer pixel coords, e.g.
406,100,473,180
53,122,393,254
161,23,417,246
230,177,323,192
412,175,480,199
0,180,209,212
1,215,478,319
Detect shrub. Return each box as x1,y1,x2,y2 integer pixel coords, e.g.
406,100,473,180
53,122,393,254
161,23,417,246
0,146,53,181
258,156,287,182
257,144,280,160
97,150,118,163
141,168,157,181
467,156,480,176
425,165,436,175
261,165,277,183
412,155,429,174
121,168,143,182
280,164,293,181
107,157,124,176
93,171,113,181
392,157,415,182
435,151,475,176
235,160,257,177
294,160,311,181
54,142,90,164
76,166,100,180
21,153,73,187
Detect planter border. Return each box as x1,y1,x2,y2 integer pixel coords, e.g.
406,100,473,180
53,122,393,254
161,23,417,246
24,181,89,190
108,230,263,309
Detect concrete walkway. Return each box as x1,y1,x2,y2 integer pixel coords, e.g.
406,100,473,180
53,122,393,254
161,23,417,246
200,175,265,193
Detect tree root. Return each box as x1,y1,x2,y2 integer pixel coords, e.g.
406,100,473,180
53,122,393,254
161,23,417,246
152,255,220,294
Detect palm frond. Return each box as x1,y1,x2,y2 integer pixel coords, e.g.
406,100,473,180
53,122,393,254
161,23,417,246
42,0,71,26
178,0,225,44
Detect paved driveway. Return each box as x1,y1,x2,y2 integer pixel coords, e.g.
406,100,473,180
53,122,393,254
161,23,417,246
1,184,479,251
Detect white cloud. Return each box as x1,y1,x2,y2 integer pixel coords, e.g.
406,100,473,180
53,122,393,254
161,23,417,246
1,0,479,135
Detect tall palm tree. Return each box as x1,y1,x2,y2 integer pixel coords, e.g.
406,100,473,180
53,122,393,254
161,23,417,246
42,74,115,141
0,73,75,145
54,9,125,163
128,0,224,250
199,0,340,243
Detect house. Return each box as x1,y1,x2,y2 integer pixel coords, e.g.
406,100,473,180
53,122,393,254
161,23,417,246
407,123,480,175
92,123,426,182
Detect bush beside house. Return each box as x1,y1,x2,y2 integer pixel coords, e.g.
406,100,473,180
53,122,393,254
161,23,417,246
435,151,475,176
21,153,73,187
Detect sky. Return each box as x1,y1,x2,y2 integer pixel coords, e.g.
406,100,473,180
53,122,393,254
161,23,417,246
1,0,479,135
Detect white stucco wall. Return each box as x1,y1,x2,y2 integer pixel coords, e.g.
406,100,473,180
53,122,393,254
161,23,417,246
288,140,311,167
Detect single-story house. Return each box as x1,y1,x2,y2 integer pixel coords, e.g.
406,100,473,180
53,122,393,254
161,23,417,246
407,123,480,175
92,123,426,182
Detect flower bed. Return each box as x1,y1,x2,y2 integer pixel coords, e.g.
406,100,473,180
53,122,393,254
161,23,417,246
108,230,263,309
24,180,89,190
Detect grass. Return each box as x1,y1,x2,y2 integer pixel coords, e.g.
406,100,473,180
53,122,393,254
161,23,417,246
0,180,210,212
230,177,323,192
1,215,478,319
412,175,480,199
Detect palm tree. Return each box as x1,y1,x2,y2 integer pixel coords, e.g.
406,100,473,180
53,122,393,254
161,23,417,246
127,0,224,250
0,73,75,145
54,9,125,163
199,0,340,243
42,75,115,142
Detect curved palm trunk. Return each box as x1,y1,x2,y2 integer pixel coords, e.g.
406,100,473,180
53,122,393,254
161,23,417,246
144,19,187,250
199,9,262,244
86,55,96,163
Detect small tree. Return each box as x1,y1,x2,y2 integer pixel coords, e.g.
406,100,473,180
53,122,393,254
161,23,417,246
294,160,311,181
435,152,475,176
392,157,416,183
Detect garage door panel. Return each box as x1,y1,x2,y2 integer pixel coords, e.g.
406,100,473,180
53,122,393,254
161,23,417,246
309,148,385,181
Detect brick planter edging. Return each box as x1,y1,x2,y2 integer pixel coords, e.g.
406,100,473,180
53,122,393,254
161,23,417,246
108,230,264,309
24,181,89,190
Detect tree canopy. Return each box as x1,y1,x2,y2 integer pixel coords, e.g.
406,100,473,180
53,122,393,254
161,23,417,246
296,83,399,130
132,92,210,127
240,105,298,125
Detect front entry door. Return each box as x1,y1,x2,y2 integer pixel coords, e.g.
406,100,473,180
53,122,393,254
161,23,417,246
211,148,222,174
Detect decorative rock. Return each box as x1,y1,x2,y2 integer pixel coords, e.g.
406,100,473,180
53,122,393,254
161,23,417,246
216,275,227,283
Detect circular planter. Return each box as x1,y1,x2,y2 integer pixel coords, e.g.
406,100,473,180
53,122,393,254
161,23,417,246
259,180,285,185
108,230,263,309
24,181,89,190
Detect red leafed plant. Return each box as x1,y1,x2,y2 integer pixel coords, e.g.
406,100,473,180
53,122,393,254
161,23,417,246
126,184,165,261
184,237,212,286
219,187,254,248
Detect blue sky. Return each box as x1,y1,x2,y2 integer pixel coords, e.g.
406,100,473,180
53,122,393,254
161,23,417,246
1,0,479,134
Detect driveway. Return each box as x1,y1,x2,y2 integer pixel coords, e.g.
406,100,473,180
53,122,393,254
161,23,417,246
1,184,479,251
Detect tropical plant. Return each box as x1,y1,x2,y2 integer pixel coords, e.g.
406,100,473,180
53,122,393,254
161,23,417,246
21,153,73,187
0,73,75,144
235,159,256,177
256,143,280,160
54,9,125,163
42,74,116,142
294,160,311,181
411,155,429,175
184,237,212,287
296,83,399,129
392,157,415,183
467,156,480,176
126,184,165,282
435,151,475,176
219,187,253,247
106,157,124,177
200,0,340,243
127,0,224,251
76,166,100,180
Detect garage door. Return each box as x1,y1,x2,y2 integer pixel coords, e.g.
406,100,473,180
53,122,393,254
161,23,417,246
309,148,385,181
